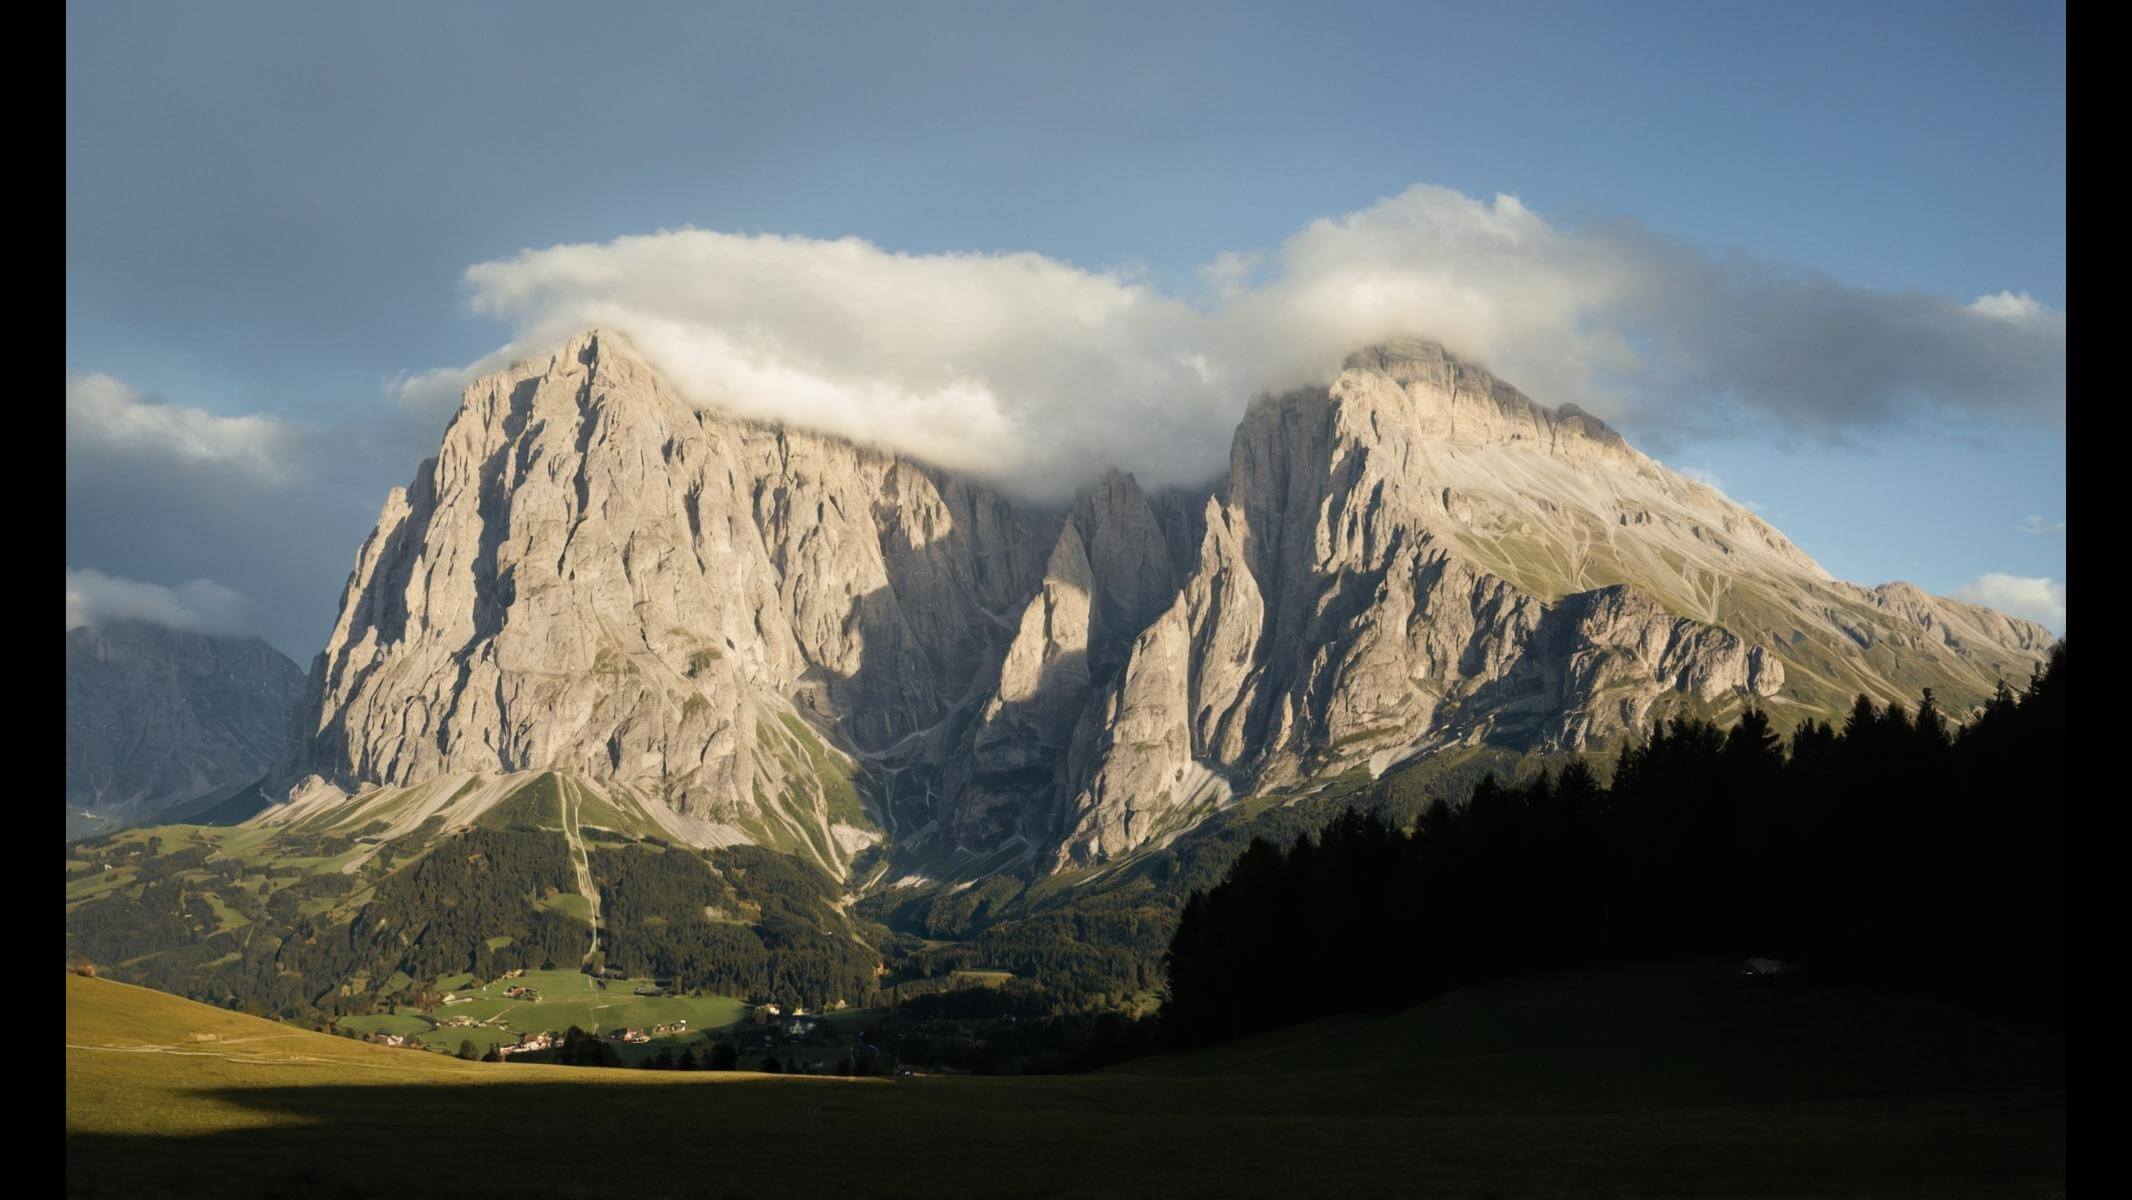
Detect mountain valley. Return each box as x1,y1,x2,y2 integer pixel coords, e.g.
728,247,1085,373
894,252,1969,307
65,329,2056,1030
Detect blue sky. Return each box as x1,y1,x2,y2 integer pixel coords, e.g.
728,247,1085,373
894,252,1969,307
65,0,2065,656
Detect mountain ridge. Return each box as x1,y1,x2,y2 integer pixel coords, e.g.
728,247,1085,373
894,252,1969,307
265,328,2052,876
66,619,307,838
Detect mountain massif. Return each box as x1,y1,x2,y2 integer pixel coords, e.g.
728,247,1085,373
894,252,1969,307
65,620,307,839
265,330,2053,880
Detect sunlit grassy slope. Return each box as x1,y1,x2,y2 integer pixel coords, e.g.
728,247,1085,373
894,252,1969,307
66,962,2063,1199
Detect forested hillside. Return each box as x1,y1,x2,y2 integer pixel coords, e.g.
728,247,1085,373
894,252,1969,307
66,645,2067,1077
1163,646,2068,1049
65,795,890,1022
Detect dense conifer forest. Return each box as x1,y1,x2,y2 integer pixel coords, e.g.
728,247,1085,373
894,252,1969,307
592,843,883,1009
1161,646,2068,1049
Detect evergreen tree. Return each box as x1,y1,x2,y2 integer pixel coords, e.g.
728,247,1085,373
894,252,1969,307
1914,688,1950,751
1160,647,2069,1048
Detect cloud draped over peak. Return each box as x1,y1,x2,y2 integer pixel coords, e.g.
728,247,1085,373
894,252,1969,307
66,373,295,482
64,568,259,637
403,183,2065,498
1955,573,2067,634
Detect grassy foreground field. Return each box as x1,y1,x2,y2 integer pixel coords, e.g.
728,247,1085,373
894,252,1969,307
66,961,2063,1199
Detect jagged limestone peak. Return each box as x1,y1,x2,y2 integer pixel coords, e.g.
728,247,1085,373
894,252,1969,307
272,328,2055,876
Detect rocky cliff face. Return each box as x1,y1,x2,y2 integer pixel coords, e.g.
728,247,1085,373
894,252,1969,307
1046,341,2051,865
273,331,2054,875
275,331,1051,873
66,620,306,832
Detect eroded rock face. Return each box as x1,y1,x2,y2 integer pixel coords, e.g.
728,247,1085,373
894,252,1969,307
1049,341,2052,866
67,620,306,829
932,470,1196,855
274,331,2054,874
275,331,1050,873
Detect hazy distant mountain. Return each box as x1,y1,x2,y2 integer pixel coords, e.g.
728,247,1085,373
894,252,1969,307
267,331,2052,876
66,620,307,837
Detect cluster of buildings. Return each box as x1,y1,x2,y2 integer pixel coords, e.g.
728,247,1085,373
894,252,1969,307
493,1030,557,1058
351,968,774,1062
745,1002,835,1040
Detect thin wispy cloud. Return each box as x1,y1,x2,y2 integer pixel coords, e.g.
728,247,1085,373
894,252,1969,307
2015,514,2065,535
64,370,424,657
1954,573,2066,633
64,567,258,637
403,183,2065,499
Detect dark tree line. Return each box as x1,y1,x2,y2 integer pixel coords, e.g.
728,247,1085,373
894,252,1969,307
1164,646,2067,1050
861,981,1164,1075
887,903,1174,1008
545,1026,624,1067
591,843,882,1009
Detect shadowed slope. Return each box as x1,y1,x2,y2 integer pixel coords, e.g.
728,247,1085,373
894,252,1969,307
68,961,2063,1199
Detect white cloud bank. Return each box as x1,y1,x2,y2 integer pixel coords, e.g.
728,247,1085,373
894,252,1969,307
401,183,2064,498
67,373,295,483
1955,573,2066,633
65,568,258,636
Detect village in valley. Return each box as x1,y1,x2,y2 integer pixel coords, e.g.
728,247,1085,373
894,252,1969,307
335,967,903,1073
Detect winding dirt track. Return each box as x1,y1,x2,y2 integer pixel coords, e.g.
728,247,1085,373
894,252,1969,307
560,780,601,964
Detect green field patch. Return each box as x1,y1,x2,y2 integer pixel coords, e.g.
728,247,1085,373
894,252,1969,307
776,713,874,830
479,774,568,832
421,1025,518,1057
200,894,249,933
445,970,751,1041
436,997,514,1022
296,895,340,917
65,869,137,905
537,891,593,923
565,778,657,839
333,1013,435,1038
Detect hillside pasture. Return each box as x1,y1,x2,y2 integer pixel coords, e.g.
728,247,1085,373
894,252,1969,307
347,968,753,1056
69,960,2063,1198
